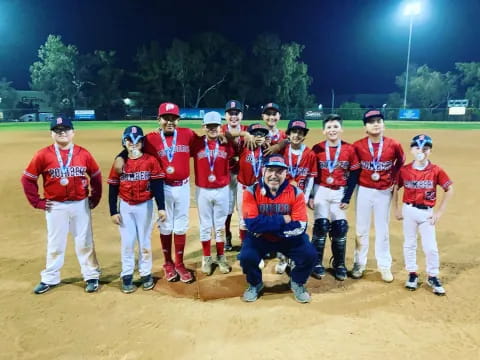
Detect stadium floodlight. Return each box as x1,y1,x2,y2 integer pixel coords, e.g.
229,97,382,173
403,2,422,109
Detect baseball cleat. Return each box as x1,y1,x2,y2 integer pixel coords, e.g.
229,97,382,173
141,274,155,290
427,276,446,296
380,269,394,283
33,282,55,294
351,263,366,279
311,265,326,279
175,264,194,283
216,255,232,274
201,256,214,276
405,272,418,291
333,266,348,281
85,279,99,293
225,234,233,252
163,262,179,282
121,275,137,294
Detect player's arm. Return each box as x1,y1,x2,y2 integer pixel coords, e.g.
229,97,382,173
340,169,360,209
281,189,308,237
392,184,403,221
391,142,406,184
108,183,122,225
264,139,289,156
151,178,166,222
303,176,314,203
243,188,287,233
21,175,49,210
86,155,102,209
430,185,453,225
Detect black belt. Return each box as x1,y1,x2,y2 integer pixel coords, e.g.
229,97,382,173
406,203,432,210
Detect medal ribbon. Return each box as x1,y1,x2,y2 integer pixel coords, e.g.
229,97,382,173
251,147,263,178
54,143,74,179
368,137,384,172
325,141,342,174
288,144,305,178
204,138,219,173
161,130,177,163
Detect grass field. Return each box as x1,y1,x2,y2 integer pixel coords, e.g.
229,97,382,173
1,119,480,131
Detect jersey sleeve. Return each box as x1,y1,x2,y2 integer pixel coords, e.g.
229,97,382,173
150,156,164,179
107,163,121,185
243,187,286,233
349,147,360,171
436,167,453,191
392,141,405,183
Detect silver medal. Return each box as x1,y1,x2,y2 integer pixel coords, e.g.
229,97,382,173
208,174,216,182
260,187,267,196
60,177,69,186
326,176,334,184
166,166,175,174
371,172,380,181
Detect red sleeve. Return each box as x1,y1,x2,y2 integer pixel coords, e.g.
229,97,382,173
20,175,46,210
391,141,405,183
87,153,102,209
291,190,308,222
437,167,452,191
396,167,405,188
349,147,360,171
242,188,259,220
107,163,120,185
150,156,163,179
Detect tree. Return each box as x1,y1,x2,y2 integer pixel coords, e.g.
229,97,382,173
338,102,364,120
0,77,17,109
30,35,79,112
455,62,480,108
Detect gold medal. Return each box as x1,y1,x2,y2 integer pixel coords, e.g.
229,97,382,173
166,166,175,174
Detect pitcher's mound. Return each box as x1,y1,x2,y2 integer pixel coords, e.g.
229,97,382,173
153,258,353,301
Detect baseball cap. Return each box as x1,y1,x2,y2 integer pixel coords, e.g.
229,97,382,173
122,125,144,144
225,100,243,112
410,134,433,148
286,119,309,135
203,111,222,125
362,109,384,124
158,102,180,117
264,154,288,169
50,116,73,130
262,102,280,114
247,123,269,136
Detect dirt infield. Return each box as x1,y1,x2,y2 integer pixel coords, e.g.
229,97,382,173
1,127,479,359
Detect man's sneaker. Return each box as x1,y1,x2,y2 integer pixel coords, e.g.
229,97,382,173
225,234,233,252
216,255,232,274
141,274,155,290
33,282,54,294
121,275,137,294
311,265,326,279
290,281,311,303
380,268,394,283
427,276,446,296
175,264,194,283
351,263,366,279
201,256,214,276
405,272,418,291
333,266,348,281
243,282,264,302
163,262,179,282
85,279,99,293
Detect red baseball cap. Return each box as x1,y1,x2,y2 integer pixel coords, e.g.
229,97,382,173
158,102,180,117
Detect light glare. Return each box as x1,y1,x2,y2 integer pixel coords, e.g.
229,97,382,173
404,2,422,16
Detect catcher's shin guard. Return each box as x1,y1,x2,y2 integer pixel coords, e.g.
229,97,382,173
330,219,348,280
311,218,330,278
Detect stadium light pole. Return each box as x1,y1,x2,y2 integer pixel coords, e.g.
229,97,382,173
403,2,421,109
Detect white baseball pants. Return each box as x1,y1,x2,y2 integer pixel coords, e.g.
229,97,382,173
402,203,440,276
313,185,347,221
236,183,247,229
158,180,190,235
195,185,229,242
227,173,238,214
42,199,100,285
118,199,154,277
354,185,392,270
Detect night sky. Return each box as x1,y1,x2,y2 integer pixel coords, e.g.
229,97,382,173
1,0,479,102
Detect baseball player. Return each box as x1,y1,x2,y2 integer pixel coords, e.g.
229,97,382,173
222,100,248,251
393,134,453,295
114,102,197,283
192,112,235,275
236,123,269,244
352,109,405,282
275,119,318,274
21,116,102,294
108,126,167,293
310,114,360,281
261,102,288,155
239,154,317,303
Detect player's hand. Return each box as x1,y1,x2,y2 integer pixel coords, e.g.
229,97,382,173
428,211,442,225
244,134,256,150
290,180,298,187
307,198,315,210
339,202,349,210
264,143,282,156
218,134,228,144
45,199,53,212
111,214,122,225
113,157,125,175
283,215,292,223
394,208,403,221
158,210,167,222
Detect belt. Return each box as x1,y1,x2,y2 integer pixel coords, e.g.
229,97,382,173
322,184,342,190
164,178,189,187
406,203,432,210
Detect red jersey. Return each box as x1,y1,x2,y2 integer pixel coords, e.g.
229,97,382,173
22,144,101,202
268,128,287,145
282,144,318,191
237,147,264,186
397,162,452,207
221,123,248,174
312,141,360,187
191,136,235,188
354,136,405,190
143,127,198,182
107,153,163,205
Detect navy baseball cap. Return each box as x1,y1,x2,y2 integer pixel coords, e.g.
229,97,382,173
264,154,288,169
362,109,384,124
122,125,144,144
247,123,269,136
286,119,309,135
50,116,73,130
225,100,243,112
262,102,280,114
410,134,433,148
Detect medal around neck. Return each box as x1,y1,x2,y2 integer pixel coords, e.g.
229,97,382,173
208,173,216,183
326,176,334,184
371,172,380,181
166,166,175,174
60,177,69,186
